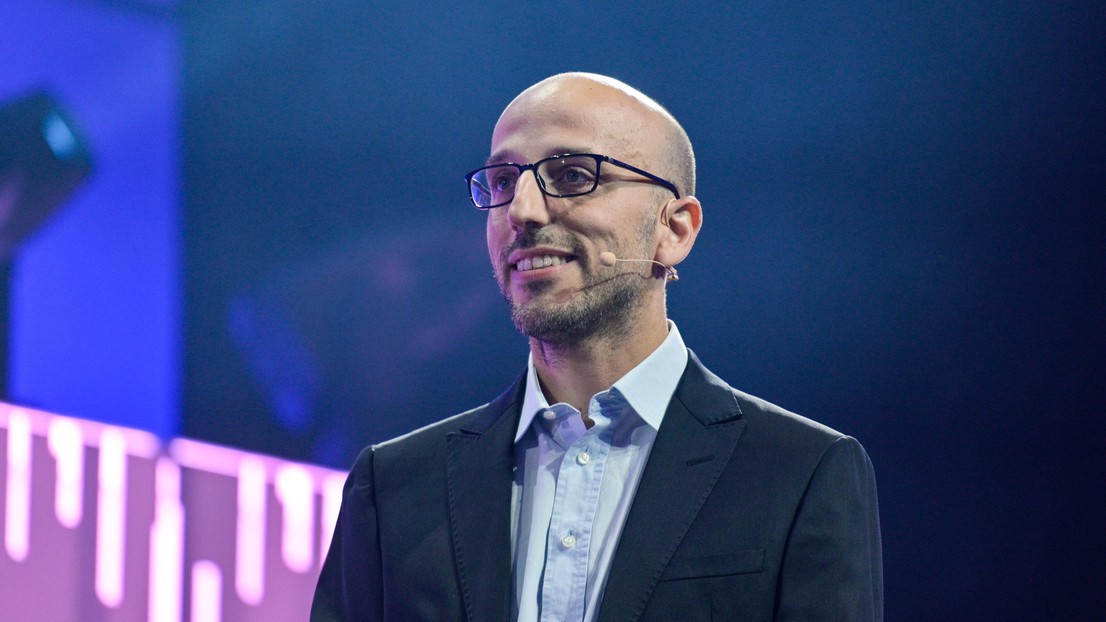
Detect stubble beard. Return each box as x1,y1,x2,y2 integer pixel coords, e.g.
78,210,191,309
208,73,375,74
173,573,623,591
506,265,644,347
496,219,656,348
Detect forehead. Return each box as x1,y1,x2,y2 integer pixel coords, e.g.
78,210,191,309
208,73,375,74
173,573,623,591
489,78,661,165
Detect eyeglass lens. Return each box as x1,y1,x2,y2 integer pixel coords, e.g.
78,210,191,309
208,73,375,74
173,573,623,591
470,155,600,208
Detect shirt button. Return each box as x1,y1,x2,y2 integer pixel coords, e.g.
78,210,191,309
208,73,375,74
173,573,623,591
542,410,557,421
560,534,577,549
576,452,590,466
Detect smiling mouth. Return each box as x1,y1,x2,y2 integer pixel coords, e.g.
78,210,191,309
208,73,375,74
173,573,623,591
514,254,576,272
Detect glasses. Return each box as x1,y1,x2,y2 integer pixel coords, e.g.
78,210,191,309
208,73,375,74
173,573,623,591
465,153,679,209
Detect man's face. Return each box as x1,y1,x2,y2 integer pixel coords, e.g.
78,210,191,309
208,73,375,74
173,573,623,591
485,78,667,345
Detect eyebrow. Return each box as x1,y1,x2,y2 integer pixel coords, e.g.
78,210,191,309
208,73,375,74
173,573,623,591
486,146,592,166
485,151,513,166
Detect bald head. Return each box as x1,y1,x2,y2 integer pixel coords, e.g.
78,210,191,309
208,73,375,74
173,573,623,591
493,73,696,197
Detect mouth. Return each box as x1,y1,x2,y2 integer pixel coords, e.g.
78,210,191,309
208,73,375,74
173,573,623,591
514,254,576,273
506,245,579,276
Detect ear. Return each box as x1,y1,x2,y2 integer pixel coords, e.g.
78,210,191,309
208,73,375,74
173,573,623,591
654,195,702,268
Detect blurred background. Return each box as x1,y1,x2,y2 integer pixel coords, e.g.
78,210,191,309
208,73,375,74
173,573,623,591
3,0,1103,619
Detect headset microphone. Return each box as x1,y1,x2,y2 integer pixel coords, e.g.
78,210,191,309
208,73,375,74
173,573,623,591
598,251,679,282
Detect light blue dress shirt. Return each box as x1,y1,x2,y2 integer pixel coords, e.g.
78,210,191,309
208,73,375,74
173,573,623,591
511,321,689,622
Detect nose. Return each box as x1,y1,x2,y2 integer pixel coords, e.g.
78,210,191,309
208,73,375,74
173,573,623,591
505,169,550,231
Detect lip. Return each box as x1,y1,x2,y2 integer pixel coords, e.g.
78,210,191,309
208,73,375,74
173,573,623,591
507,247,577,278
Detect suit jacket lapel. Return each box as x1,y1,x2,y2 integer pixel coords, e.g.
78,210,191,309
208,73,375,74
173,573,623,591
597,351,747,622
445,379,523,622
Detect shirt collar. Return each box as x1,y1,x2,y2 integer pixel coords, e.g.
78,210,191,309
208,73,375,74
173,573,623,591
514,320,689,443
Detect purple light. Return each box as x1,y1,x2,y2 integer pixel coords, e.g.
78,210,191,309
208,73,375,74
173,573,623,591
47,418,85,528
275,465,315,573
95,428,128,608
148,458,184,622
1,402,346,620
319,473,345,570
4,410,31,562
190,560,223,622
236,457,267,605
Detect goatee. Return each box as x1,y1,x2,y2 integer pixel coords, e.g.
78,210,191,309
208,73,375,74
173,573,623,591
496,231,649,347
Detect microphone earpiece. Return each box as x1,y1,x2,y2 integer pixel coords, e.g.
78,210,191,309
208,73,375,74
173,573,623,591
597,251,679,282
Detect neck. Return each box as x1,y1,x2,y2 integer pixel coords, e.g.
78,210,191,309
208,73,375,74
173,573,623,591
530,309,669,420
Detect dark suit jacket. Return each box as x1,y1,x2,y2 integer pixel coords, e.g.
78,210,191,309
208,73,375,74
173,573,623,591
312,351,883,621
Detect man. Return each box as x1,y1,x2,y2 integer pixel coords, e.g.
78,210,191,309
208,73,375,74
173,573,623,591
312,72,882,621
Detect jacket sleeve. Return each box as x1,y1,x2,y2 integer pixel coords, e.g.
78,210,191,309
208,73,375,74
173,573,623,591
311,446,385,622
776,436,883,621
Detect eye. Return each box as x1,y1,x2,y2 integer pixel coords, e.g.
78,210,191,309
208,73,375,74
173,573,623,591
490,167,518,196
542,157,596,194
557,167,590,184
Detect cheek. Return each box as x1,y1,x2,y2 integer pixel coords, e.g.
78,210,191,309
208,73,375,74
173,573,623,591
486,213,507,262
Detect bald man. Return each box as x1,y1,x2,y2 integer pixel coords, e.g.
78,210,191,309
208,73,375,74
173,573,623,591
312,73,883,621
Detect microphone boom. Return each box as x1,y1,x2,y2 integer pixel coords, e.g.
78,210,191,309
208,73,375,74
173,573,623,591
598,251,679,282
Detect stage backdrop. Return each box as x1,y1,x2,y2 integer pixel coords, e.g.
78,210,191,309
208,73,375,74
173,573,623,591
1,1,1102,620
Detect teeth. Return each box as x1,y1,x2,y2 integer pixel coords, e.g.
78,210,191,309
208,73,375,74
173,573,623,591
516,255,568,272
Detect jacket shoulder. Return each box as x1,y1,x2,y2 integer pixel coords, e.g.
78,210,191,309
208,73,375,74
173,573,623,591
734,388,846,442
684,349,850,448
355,375,524,472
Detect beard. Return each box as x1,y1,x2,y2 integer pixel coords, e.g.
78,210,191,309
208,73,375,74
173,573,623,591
507,263,644,346
495,218,656,347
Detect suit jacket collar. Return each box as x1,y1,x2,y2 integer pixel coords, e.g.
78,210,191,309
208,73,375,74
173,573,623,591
444,351,745,622
597,350,746,622
446,376,524,621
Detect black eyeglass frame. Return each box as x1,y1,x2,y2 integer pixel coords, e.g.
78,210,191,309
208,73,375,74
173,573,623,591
464,153,680,210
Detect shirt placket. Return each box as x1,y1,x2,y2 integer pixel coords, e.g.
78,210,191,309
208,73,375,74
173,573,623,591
539,402,615,622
